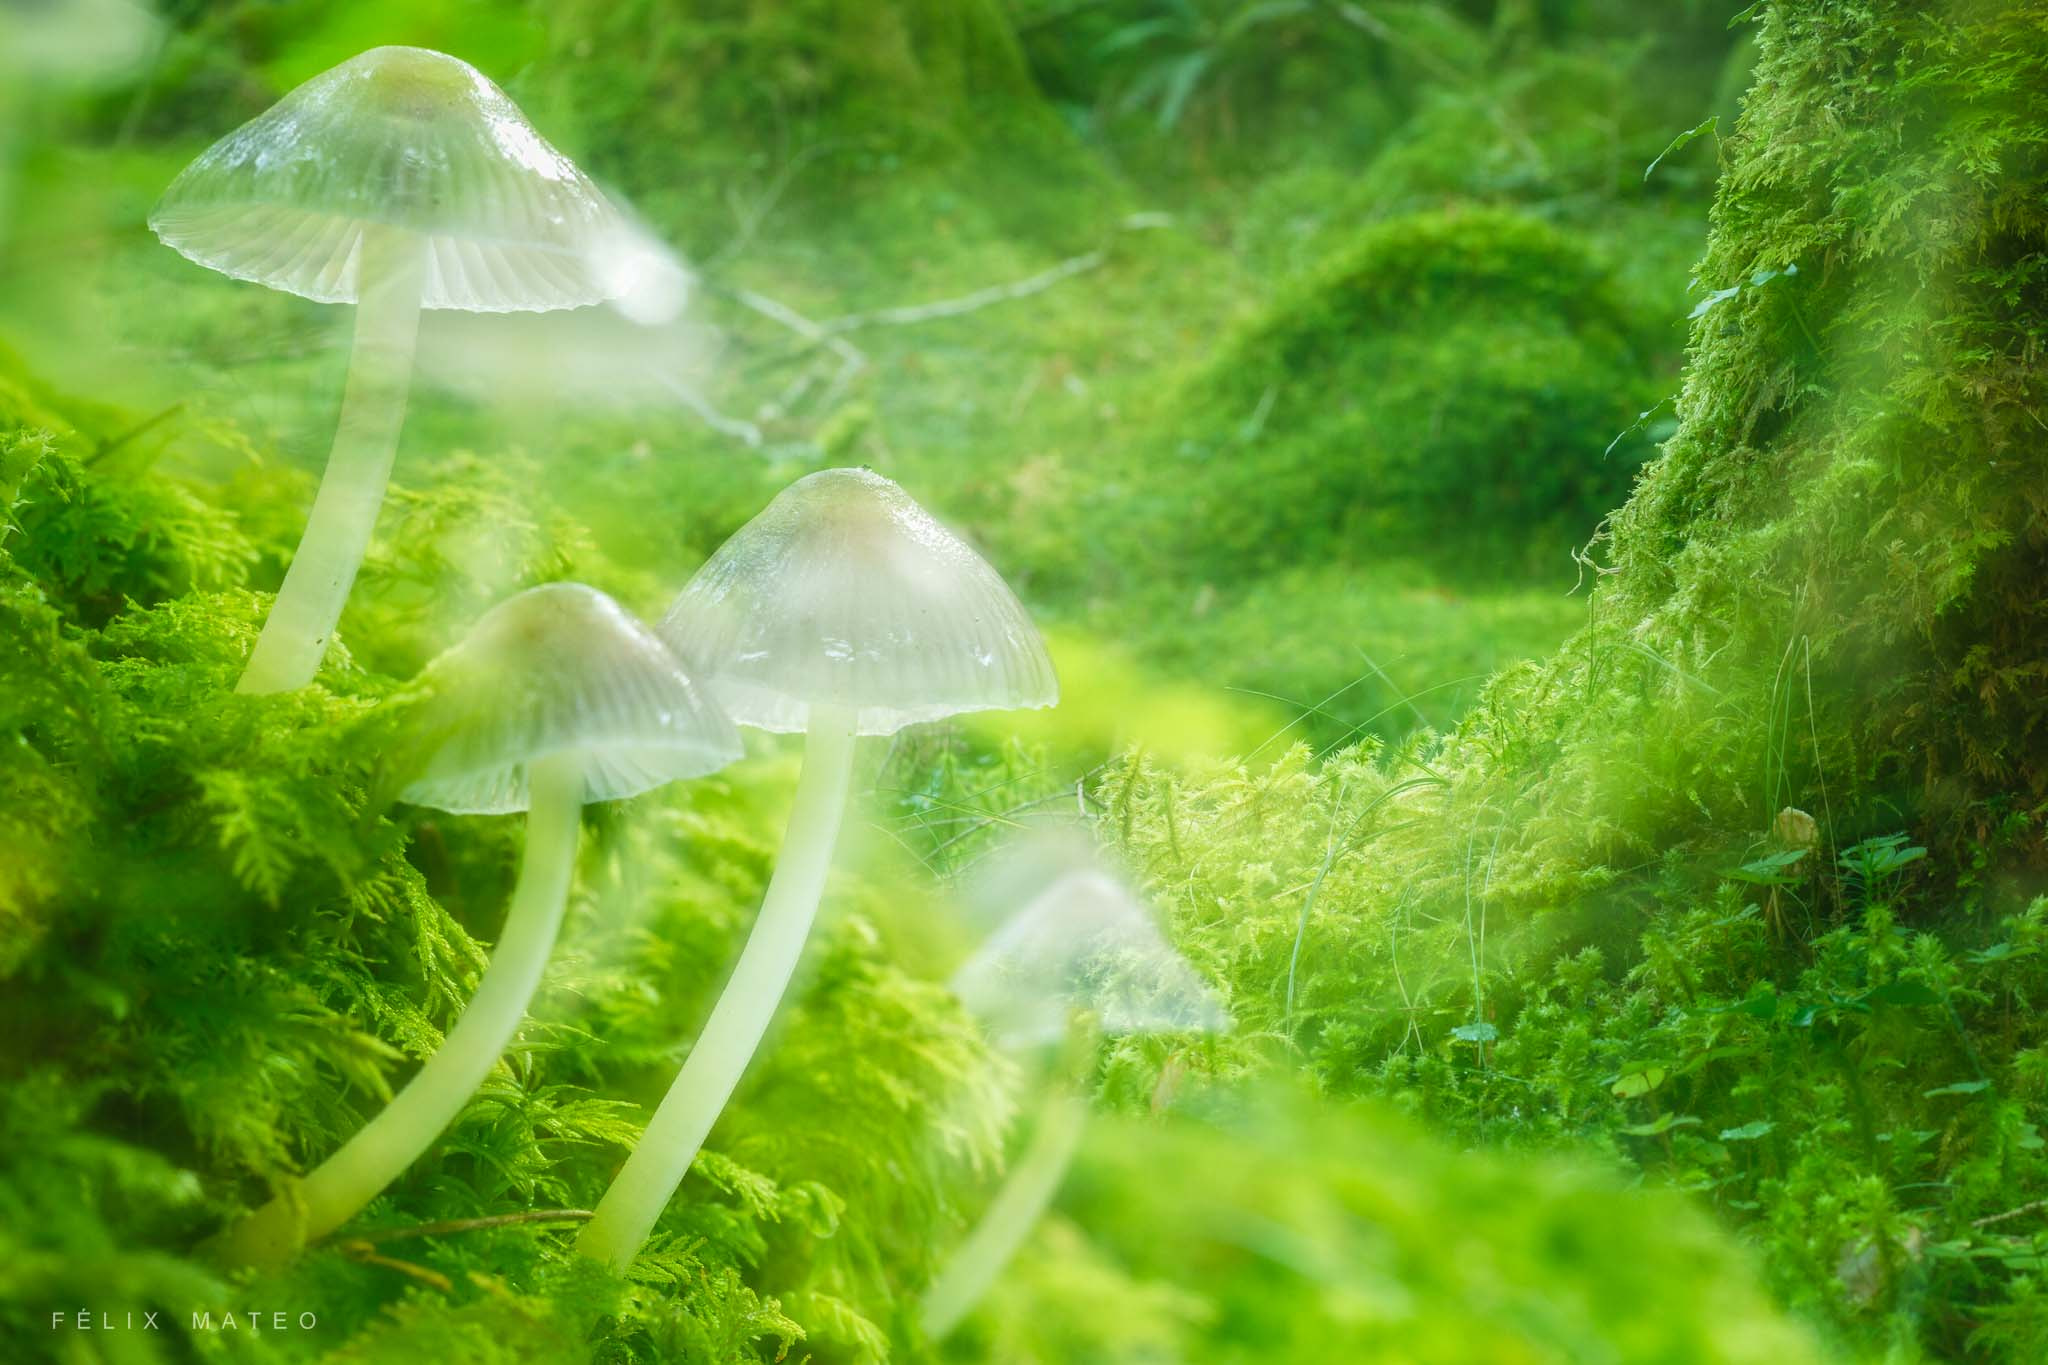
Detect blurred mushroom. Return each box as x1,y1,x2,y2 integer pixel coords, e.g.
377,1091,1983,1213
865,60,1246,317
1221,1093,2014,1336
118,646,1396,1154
574,466,1058,1272
215,583,738,1270
149,46,678,693
922,843,1228,1340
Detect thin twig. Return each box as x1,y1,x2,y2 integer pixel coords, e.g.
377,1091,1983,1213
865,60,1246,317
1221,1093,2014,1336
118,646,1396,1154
347,1209,595,1245
651,372,764,450
1974,1200,2048,1230
336,1244,455,1292
819,249,1109,334
87,402,184,467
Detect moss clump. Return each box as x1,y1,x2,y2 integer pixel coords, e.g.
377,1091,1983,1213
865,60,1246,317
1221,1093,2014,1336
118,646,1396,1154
1605,0,2048,831
1008,1092,1832,1365
1122,208,1651,582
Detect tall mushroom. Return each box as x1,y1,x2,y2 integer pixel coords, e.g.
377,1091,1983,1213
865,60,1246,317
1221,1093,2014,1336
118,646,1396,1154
149,46,657,694
574,466,1059,1272
217,583,740,1270
922,849,1229,1340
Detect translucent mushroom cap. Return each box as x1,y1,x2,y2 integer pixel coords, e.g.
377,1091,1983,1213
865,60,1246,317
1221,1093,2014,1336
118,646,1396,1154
148,46,641,311
400,583,742,815
951,865,1231,1050
659,467,1058,737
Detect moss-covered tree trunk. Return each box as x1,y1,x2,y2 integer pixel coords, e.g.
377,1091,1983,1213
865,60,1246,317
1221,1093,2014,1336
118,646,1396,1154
1604,0,2048,845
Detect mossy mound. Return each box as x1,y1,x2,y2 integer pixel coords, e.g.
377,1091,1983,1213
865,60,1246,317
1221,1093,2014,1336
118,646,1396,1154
963,1091,1830,1364
1123,208,1651,581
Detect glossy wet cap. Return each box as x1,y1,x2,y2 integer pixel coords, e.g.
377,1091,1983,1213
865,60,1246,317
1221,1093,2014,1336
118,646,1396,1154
148,46,644,311
400,583,742,815
951,862,1230,1049
659,467,1058,736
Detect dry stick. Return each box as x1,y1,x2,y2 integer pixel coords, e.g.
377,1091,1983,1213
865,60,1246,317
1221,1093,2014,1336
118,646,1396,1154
1973,1200,2048,1230
650,372,764,450
726,285,869,401
337,1244,454,1292
817,248,1109,334
88,402,185,467
349,1209,595,1246
722,219,1166,424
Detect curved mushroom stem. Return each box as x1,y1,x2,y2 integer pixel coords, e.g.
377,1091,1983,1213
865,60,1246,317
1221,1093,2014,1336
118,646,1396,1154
237,222,424,694
576,706,857,1273
214,753,583,1272
920,1085,1090,1340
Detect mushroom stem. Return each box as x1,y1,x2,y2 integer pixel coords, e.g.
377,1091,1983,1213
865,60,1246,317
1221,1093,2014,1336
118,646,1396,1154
576,706,857,1272
237,222,424,694
215,753,584,1271
920,1085,1090,1340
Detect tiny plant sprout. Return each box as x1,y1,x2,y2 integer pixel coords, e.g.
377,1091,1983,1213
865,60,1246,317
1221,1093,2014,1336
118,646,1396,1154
215,583,739,1270
149,46,663,694
921,852,1228,1340
574,466,1059,1272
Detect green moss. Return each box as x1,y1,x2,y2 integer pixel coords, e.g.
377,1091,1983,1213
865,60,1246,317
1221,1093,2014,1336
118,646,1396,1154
1120,207,1651,580
0,348,1005,1364
1606,0,2048,830
1090,3,2048,1357
992,1091,1833,1365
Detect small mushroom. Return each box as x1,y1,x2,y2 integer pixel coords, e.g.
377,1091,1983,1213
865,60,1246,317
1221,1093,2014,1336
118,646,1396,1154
215,583,739,1270
574,466,1058,1272
150,46,665,694
950,864,1231,1051
921,845,1228,1340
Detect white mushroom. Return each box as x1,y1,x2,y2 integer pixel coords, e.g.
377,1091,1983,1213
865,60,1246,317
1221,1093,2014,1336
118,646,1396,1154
924,843,1228,1339
150,46,677,693
217,583,738,1270
575,466,1058,1273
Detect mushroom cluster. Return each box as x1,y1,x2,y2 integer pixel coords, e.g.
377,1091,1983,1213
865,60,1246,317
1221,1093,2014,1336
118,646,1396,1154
576,466,1058,1270
157,44,1225,1328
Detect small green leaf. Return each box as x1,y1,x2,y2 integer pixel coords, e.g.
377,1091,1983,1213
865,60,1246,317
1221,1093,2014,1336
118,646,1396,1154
1645,116,1718,181
1689,285,1742,320
1863,981,1941,1008
1611,1066,1668,1099
1923,1080,1992,1098
1719,1121,1775,1142
1621,1113,1700,1137
1724,849,1808,885
1712,991,1780,1021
